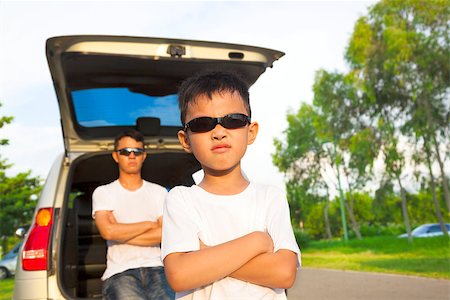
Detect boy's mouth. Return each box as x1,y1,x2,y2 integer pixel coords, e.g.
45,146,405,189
211,144,231,152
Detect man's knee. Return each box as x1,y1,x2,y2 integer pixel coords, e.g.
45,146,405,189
103,269,145,299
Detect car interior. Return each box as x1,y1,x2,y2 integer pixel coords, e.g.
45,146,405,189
59,150,201,298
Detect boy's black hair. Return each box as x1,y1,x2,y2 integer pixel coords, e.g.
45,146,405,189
178,70,251,124
114,130,145,150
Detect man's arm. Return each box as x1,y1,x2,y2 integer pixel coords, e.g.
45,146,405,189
229,249,298,289
94,210,159,244
125,217,163,246
163,231,273,292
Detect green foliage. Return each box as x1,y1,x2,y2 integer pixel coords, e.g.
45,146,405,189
304,198,341,239
0,102,13,147
408,188,448,224
0,101,42,253
358,223,405,237
293,228,313,249
0,170,41,237
274,0,450,241
302,188,448,240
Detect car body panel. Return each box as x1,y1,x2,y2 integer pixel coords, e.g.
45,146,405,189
398,223,450,238
0,241,22,279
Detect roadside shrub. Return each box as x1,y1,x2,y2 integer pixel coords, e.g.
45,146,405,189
359,223,405,237
294,228,312,249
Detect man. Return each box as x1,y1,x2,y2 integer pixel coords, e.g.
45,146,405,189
92,130,174,299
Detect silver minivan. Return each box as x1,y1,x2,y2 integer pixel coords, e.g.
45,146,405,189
13,35,283,299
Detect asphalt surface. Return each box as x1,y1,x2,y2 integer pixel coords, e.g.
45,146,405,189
288,268,450,300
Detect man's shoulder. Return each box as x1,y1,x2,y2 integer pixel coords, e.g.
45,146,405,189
93,180,119,194
143,180,168,194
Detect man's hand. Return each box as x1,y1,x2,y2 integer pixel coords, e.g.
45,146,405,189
94,210,160,245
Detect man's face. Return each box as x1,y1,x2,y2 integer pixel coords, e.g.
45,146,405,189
177,91,258,176
112,136,147,175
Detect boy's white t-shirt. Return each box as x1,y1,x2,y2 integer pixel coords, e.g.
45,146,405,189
162,182,301,300
92,180,167,280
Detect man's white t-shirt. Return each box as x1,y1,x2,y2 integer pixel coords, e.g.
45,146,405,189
161,182,301,300
92,180,167,280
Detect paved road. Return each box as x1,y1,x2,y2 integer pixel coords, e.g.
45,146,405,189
288,268,450,300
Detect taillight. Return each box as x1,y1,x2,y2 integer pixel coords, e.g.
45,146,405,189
22,207,53,271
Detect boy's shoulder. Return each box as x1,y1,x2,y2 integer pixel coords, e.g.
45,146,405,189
168,183,285,195
248,182,286,199
167,184,195,196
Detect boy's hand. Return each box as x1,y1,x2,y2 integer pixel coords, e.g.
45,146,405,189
249,231,274,253
257,231,274,253
198,233,272,252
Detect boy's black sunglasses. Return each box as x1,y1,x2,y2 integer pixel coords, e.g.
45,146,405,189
183,113,251,133
116,148,145,156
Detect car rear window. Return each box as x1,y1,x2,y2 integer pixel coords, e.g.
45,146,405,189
71,88,181,127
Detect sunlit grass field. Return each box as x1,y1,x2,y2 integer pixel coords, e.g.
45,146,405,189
301,235,450,279
0,278,14,299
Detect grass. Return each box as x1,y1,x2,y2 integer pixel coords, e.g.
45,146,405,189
301,235,450,279
0,278,14,299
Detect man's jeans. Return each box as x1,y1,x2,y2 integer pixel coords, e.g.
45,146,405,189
103,267,175,299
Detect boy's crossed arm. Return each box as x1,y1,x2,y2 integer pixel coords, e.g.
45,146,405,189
164,231,296,292
229,248,297,289
199,237,297,289
95,210,162,246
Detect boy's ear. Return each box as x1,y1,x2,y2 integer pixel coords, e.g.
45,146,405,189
177,130,193,153
247,121,259,145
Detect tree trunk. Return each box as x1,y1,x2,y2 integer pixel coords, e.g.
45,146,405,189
424,138,448,235
397,176,412,243
345,190,362,240
421,97,450,212
432,136,450,212
323,200,333,240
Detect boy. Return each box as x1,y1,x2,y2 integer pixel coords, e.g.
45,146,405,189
92,130,174,299
162,71,300,299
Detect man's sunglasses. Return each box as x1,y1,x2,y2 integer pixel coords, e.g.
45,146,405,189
116,148,145,156
183,113,251,133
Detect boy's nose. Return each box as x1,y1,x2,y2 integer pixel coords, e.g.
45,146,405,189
212,124,227,140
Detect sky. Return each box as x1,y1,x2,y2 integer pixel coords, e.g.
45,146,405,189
0,0,376,191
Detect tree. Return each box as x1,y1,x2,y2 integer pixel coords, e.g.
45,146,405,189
312,70,366,239
346,0,450,216
273,104,334,239
0,102,42,252
274,0,449,241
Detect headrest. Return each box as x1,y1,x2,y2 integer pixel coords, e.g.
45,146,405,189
136,117,161,136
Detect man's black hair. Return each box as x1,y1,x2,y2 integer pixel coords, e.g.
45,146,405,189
114,130,145,150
